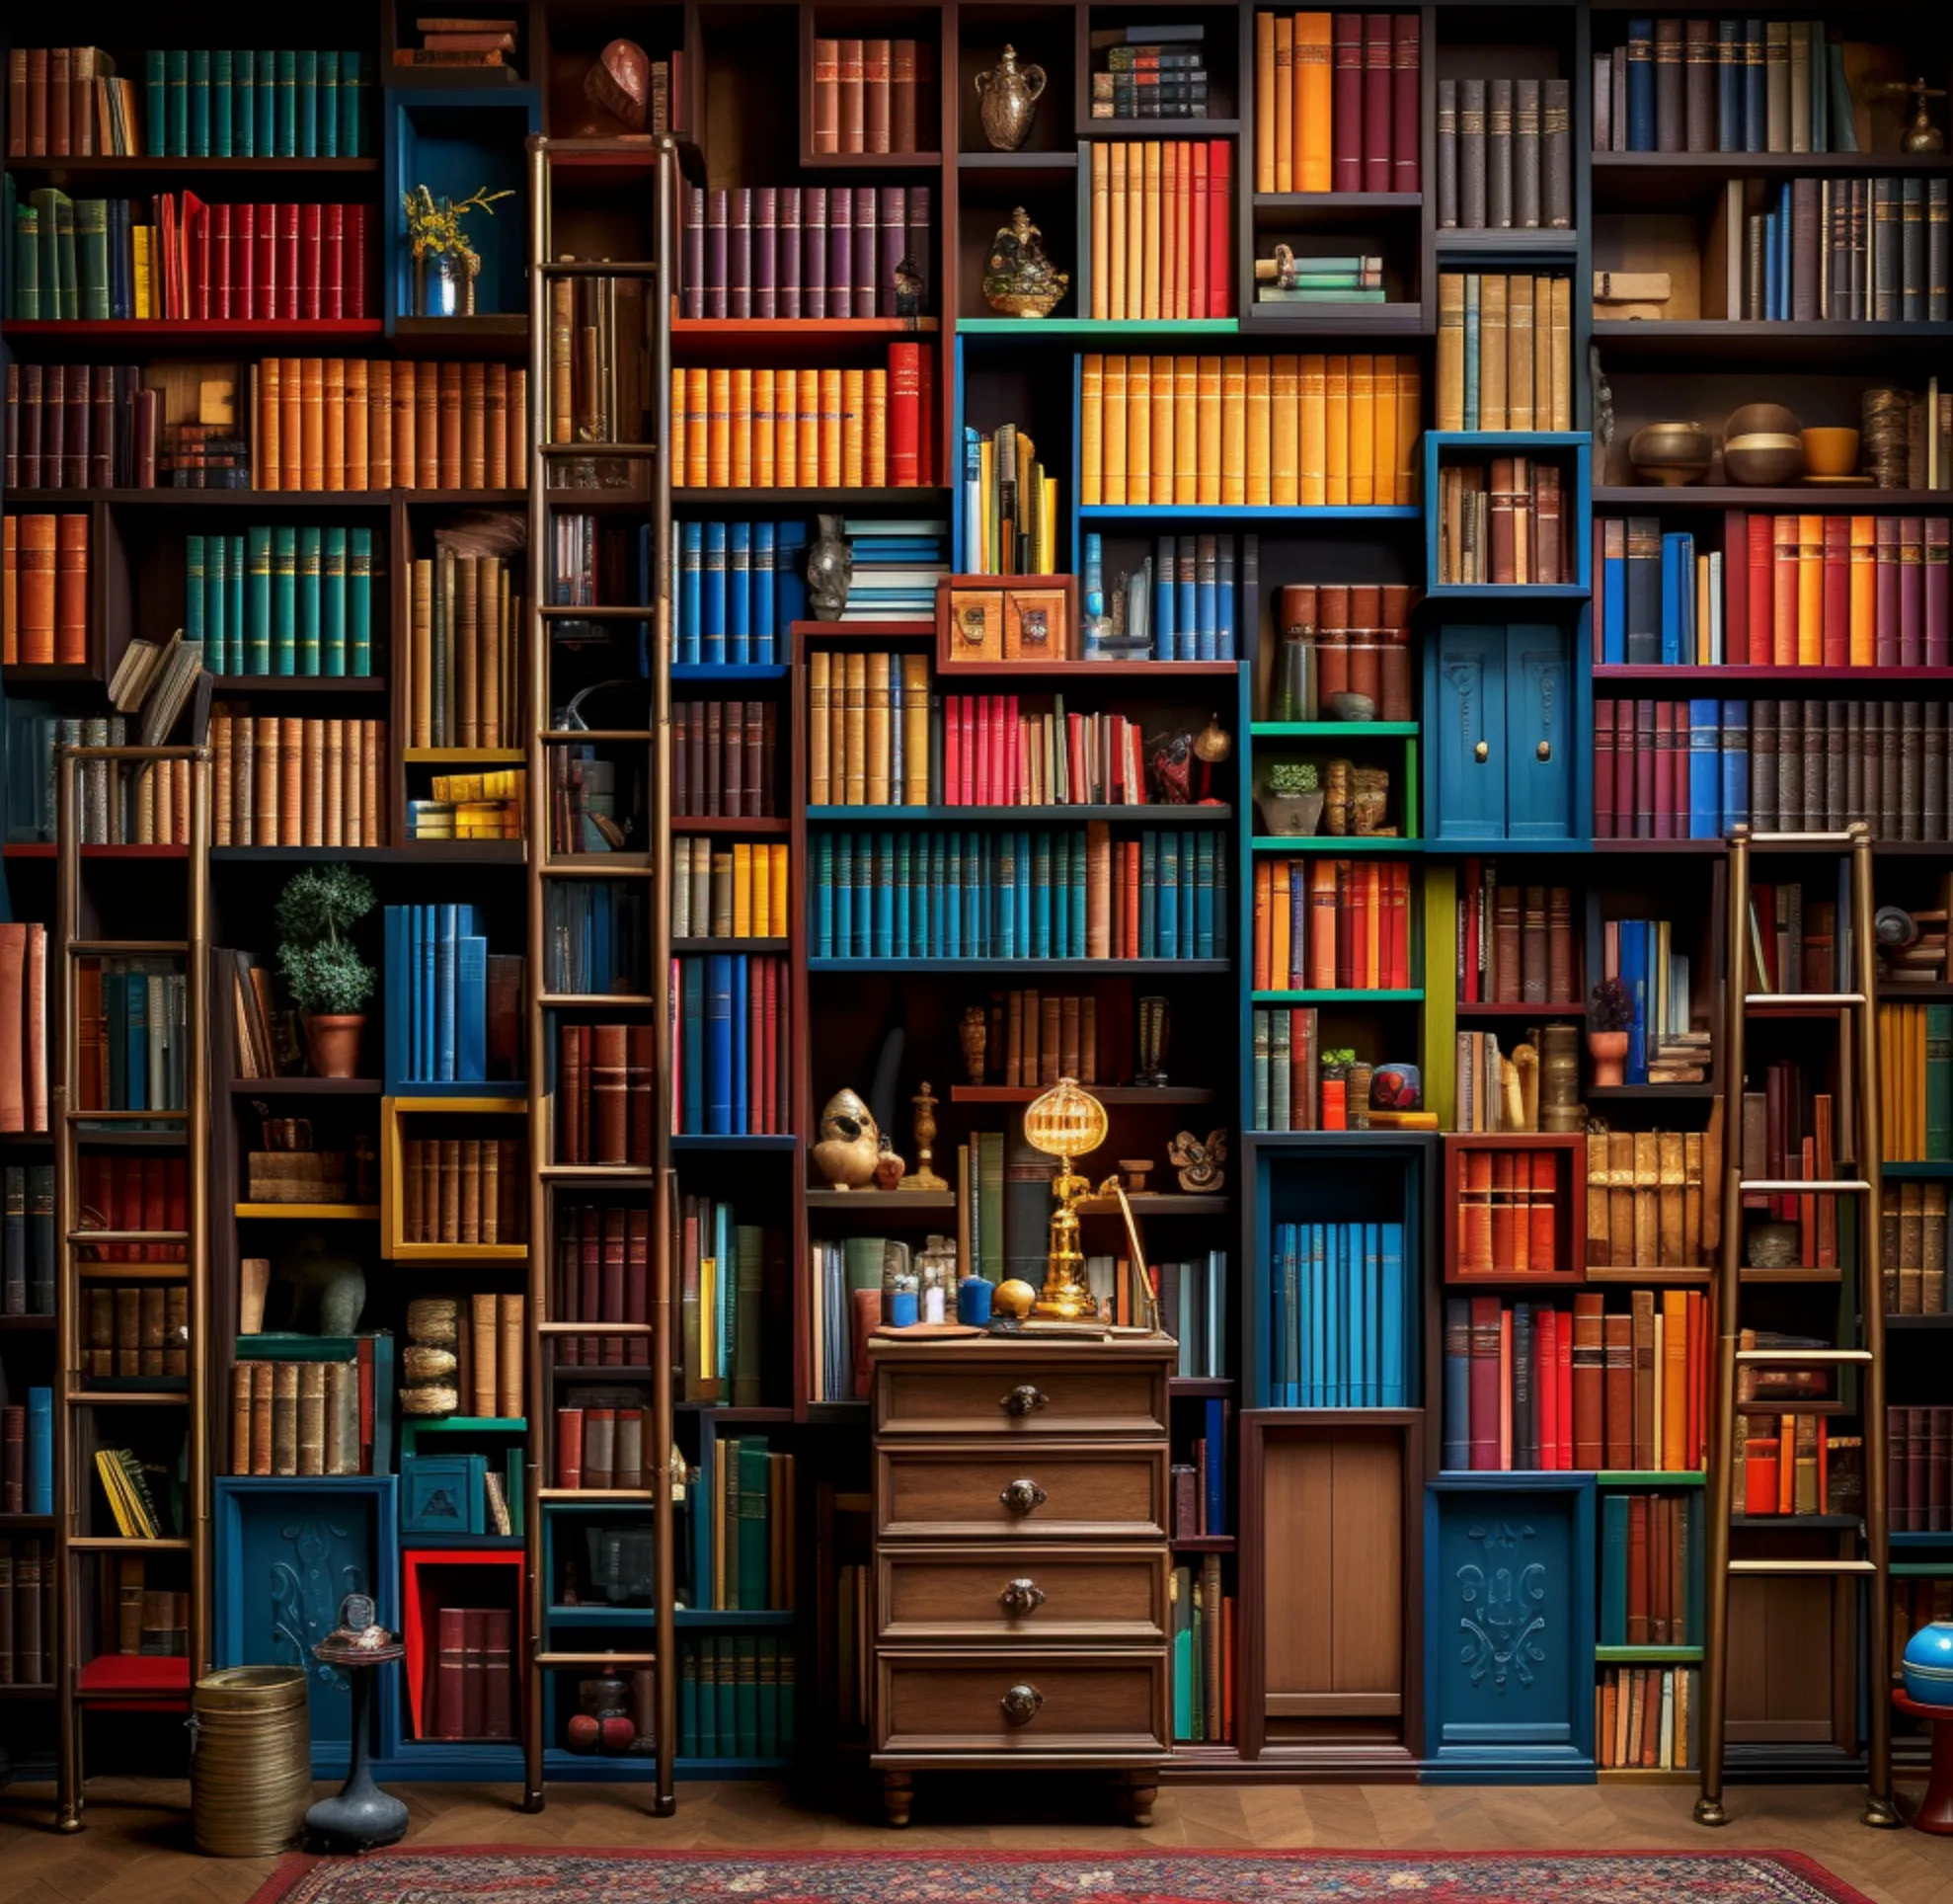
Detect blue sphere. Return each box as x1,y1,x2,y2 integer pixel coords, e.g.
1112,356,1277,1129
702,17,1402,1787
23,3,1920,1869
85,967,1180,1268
1903,1619,1953,1707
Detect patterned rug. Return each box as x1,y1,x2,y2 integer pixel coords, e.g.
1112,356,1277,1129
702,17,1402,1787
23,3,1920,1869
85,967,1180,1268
249,1848,1878,1904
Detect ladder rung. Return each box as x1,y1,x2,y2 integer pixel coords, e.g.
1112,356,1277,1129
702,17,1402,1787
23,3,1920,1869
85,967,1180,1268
539,262,660,278
1738,1180,1871,1194
1728,1558,1877,1576
536,1486,655,1500
537,732,656,744
69,941,187,957
536,1321,656,1335
1735,1348,1873,1365
1743,831,1858,844
539,604,652,620
540,442,659,457
68,1390,187,1406
1745,992,1866,1008
533,1652,658,1668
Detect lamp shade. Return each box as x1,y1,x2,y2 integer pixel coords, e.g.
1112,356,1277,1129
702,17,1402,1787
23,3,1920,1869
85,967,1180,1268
1023,1076,1108,1161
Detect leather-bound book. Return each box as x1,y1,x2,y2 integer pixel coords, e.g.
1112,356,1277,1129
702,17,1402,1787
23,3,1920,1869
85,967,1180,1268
838,39,865,153
1457,79,1486,230
583,1405,616,1488
482,1608,512,1738
1485,80,1512,229
1654,18,1683,152
1391,14,1419,193
1378,583,1413,721
1,1406,23,1512
863,39,890,154
1488,457,1517,585
589,1025,628,1164
1683,20,1713,152
230,1361,257,1477
345,358,368,490
470,1292,498,1416
272,1360,300,1475
430,1606,465,1739
251,1361,273,1475
296,1362,327,1476
15,1542,40,1683
497,1294,521,1417
627,1023,654,1164
1331,15,1364,193
14,516,53,666
613,1410,644,1490
1602,1309,1634,1468
415,361,438,488
1512,81,1539,229
890,39,916,154
0,1543,14,1684
437,361,462,488
1467,1295,1502,1468
811,39,839,154
138,1285,165,1377
1361,15,1392,192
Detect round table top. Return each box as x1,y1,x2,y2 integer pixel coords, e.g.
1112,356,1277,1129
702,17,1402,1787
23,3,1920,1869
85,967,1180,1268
314,1639,406,1668
1893,1688,1953,1721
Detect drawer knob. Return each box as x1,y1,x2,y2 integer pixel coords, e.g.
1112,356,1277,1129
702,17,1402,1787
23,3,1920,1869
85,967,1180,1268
998,1577,1047,1618
1000,1384,1049,1417
1000,1477,1048,1515
1000,1682,1044,1725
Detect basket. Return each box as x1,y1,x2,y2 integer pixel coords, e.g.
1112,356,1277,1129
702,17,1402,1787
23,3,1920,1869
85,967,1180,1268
190,1665,312,1857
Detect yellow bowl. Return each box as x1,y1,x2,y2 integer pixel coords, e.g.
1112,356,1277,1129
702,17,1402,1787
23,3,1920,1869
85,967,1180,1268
1800,427,1860,478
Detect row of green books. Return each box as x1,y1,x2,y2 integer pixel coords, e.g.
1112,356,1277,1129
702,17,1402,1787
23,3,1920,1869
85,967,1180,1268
186,530,379,678
674,1632,794,1762
137,50,368,158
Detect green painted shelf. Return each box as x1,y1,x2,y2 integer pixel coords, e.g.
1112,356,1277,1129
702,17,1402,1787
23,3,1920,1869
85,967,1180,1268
1597,1645,1704,1663
1251,988,1424,1002
1250,722,1420,737
1596,1471,1707,1487
1250,835,1422,852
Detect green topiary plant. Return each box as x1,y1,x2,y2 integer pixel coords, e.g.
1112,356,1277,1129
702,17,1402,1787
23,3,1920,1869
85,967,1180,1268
1267,760,1319,797
275,867,377,1016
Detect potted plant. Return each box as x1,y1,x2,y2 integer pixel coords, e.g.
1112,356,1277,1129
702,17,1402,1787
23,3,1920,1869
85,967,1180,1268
276,866,377,1078
1588,976,1634,1088
1262,760,1324,837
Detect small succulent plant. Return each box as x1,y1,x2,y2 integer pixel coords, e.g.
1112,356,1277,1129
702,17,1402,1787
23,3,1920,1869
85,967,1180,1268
1267,761,1319,797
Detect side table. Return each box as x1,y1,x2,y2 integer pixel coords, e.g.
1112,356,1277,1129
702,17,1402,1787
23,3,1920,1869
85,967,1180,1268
1893,1691,1953,1834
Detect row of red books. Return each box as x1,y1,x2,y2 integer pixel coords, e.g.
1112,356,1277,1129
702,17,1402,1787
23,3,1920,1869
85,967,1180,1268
1455,1148,1558,1277
153,198,369,323
428,1606,514,1741
550,1202,652,1368
556,1024,654,1166
76,1154,187,1263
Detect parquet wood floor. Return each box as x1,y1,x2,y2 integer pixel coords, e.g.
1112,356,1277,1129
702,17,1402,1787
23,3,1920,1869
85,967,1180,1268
0,1777,1945,1904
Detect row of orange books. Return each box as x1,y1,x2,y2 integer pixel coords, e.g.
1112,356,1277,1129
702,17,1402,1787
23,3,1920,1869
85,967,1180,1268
208,710,388,847
1086,140,1234,321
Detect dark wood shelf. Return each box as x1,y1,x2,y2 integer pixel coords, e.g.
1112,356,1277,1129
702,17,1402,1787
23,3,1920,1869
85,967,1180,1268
1593,488,1953,512
950,1084,1216,1104
2,319,384,349
212,843,524,864
1,155,380,175
1591,319,1952,362
1596,666,1953,685
673,486,953,506
226,1077,385,1095
210,674,389,692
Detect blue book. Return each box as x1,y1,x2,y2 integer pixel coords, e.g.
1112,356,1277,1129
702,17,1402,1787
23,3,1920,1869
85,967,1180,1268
1178,830,1196,959
272,526,296,674
27,1388,51,1516
234,49,255,156
1462,273,1480,425
1601,523,1627,664
1380,1222,1405,1406
205,534,227,674
321,527,347,675
348,528,371,674
275,48,297,156
124,973,148,1110
875,829,896,955
1325,1226,1343,1403
190,49,211,156
295,49,317,156
1600,1492,1630,1645
751,523,776,663
256,50,276,158
227,534,245,670
813,835,833,958
166,49,189,157
775,521,809,633
1215,537,1234,662
1030,832,1051,957
1351,1224,1370,1407
185,535,207,655
1716,21,1741,149
456,935,487,1081
895,833,913,954
1157,833,1179,960
212,51,234,155
435,906,459,1081
1763,203,1779,320
1619,920,1649,1083
1720,699,1750,832
857,835,876,957
728,521,750,666
832,834,853,956
318,51,339,157
702,522,727,663
1627,18,1656,149
1176,534,1197,651
678,522,702,664
1660,531,1690,665
145,53,168,158
706,954,734,1134
1195,535,1217,660
681,960,705,1132
1153,536,1175,660
1014,830,1031,955
731,955,748,1133
1203,1397,1224,1534
1310,1226,1329,1408
1066,830,1085,957
1082,531,1105,622
995,831,1015,958
1443,1296,1469,1466
340,50,363,158
1688,698,1722,838
967,832,985,956
1138,832,1156,958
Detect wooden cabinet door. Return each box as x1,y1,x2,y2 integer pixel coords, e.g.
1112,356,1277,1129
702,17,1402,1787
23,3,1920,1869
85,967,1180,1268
1431,626,1507,840
1505,624,1575,839
1725,1573,1843,1747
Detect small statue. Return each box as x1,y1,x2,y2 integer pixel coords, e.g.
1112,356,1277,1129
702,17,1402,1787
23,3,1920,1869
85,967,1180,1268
905,1081,949,1191
959,1004,988,1084
1589,342,1614,453
894,256,926,319
1865,76,1946,153
813,1088,881,1191
982,206,1068,318
585,40,651,131
323,1593,393,1653
1169,1129,1228,1195
806,515,852,619
874,1138,907,1192
270,1230,367,1336
974,44,1047,152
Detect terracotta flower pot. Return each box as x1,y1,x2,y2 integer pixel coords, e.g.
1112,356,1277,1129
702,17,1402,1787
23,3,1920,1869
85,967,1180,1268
305,1013,366,1080
1587,1029,1630,1089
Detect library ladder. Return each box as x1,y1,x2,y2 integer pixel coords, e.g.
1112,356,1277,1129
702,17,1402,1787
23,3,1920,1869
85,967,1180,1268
520,133,680,1816
51,746,211,1832
1695,822,1897,1830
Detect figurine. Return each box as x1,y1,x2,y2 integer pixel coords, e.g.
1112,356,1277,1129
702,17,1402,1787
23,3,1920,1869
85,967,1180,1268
874,1139,908,1192
894,256,926,319
813,1088,881,1190
959,1004,988,1084
975,44,1047,151
1865,76,1946,152
323,1593,393,1653
806,515,853,619
1589,343,1614,453
585,40,651,130
1169,1129,1227,1194
982,206,1069,318
1193,715,1232,802
904,1081,950,1191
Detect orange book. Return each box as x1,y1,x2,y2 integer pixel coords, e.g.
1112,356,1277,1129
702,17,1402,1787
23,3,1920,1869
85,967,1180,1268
1219,356,1247,507
1848,515,1876,665
819,368,844,488
1371,356,1398,507
1127,356,1151,500
1299,355,1327,506
1125,143,1143,322
1158,144,1178,322
1149,354,1174,507
1102,356,1127,506
1141,140,1162,322
322,357,346,491
1174,143,1194,322
417,362,440,489
1661,1291,1688,1470
280,356,303,490
483,362,507,489
1348,355,1375,506
460,360,485,490
53,514,88,666
1777,1413,1796,1515
841,367,865,487
1396,362,1421,504
1104,144,1125,320
1463,1149,1494,1272
1771,515,1799,665
1273,16,1293,193
1307,860,1338,990
1244,357,1272,507
752,368,776,489
706,367,732,488
1324,355,1349,506
345,359,368,491
733,366,756,487
259,358,281,491
1195,357,1221,506
1295,14,1334,193
1255,12,1278,193
1269,857,1292,994
1253,857,1273,989
1172,357,1198,506
367,360,393,490
1796,514,1824,664
1270,355,1299,508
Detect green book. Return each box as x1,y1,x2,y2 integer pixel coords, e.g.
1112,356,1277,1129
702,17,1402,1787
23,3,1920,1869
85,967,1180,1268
275,48,296,158
246,525,273,675
74,198,110,320
11,199,37,321
737,1436,770,1611
255,51,275,158
296,49,317,158
347,527,371,675
755,1636,778,1758
320,526,347,675
721,1435,740,1609
53,192,76,321
317,51,338,157
189,48,210,157
295,525,322,675
340,50,363,157
231,49,252,156
212,51,233,156
977,1130,1005,1282
226,534,245,664
145,53,167,158
166,48,189,159
714,1634,736,1759
203,533,227,674
735,1634,758,1757
184,537,206,651
271,526,296,674
1600,1491,1629,1646
777,1640,794,1755
29,190,66,322
1929,1004,1952,1161
733,1222,763,1406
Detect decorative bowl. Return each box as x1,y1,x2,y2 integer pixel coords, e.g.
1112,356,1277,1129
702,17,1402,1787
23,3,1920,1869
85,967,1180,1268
1726,401,1802,438
1903,1619,1953,1707
1801,426,1860,477
1629,421,1712,486
1723,402,1806,485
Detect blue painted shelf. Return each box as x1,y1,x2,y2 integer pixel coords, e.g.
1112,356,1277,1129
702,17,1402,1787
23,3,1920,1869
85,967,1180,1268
1252,722,1420,738
1080,505,1420,522
671,664,792,682
812,958,1231,974
1251,988,1423,1002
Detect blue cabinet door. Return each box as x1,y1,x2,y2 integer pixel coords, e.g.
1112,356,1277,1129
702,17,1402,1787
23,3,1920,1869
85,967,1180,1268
1505,625,1575,839
1431,626,1506,841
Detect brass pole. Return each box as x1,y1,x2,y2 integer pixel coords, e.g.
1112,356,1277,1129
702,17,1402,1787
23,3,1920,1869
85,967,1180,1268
188,750,211,1687
52,747,79,1833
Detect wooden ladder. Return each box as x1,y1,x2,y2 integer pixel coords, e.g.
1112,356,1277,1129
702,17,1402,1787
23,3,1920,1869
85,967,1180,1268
1694,823,1898,1830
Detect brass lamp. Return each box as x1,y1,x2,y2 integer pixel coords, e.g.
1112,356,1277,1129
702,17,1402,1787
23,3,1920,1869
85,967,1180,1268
1022,1076,1109,1318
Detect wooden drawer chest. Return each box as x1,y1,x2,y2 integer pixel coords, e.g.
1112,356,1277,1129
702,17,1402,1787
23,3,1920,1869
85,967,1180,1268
868,1334,1175,1827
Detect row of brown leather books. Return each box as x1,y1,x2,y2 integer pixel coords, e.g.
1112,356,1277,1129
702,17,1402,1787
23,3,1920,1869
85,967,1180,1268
1597,1666,1694,1772
108,1556,187,1657
228,1358,367,1476
2,512,89,666
464,1293,524,1419
1455,862,1577,1005
83,1285,188,1381
990,991,1100,1089
555,1391,652,1489
1890,1405,1953,1533
1437,456,1571,587
674,699,779,819
551,1202,651,1368
0,1540,52,1685
407,548,525,752
400,1138,528,1248
1271,582,1414,724
252,358,527,492
1586,1126,1724,1272
209,711,389,847
557,1024,655,1167
1883,1181,1950,1315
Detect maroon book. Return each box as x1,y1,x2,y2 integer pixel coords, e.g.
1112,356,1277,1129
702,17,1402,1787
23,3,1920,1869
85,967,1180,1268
626,1206,651,1365
234,204,255,321
433,1606,466,1738
256,202,277,322
1332,15,1365,193
1362,14,1393,192
1391,14,1420,192
322,203,344,319
211,202,232,319
61,363,88,489
555,1406,585,1489
1595,698,1614,837
1653,702,1675,839
278,204,300,322
1468,1295,1501,1469
90,366,115,488
483,1609,513,1738
600,1206,626,1363
1633,699,1655,837
346,204,367,318
299,202,323,321
461,1608,487,1737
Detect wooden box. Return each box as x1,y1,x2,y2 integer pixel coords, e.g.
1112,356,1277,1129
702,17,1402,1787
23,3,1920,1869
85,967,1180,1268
1445,1134,1587,1285
936,576,1080,670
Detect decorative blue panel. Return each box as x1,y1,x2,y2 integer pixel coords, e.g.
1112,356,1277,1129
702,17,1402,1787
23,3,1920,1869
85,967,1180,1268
1506,626,1575,839
1422,1475,1595,1782
215,1477,400,1774
1429,627,1506,841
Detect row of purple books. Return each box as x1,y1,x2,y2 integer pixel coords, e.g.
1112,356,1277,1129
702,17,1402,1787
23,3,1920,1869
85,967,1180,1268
679,185,931,322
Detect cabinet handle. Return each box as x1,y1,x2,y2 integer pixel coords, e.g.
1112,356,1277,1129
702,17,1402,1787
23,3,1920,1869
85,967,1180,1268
1536,739,1551,761
1000,1682,1045,1724
1000,1477,1048,1515
1474,740,1490,763
1000,1384,1048,1417
998,1578,1047,1617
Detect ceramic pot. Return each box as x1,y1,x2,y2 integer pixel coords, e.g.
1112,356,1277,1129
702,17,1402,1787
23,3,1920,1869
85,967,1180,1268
1587,1029,1629,1089
1262,789,1324,837
1800,426,1860,477
974,44,1047,151
1629,421,1712,486
304,1013,365,1079
1903,1620,1953,1706
1723,401,1805,485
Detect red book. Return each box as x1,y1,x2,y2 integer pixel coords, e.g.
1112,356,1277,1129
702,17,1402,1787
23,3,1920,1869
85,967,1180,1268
1652,702,1674,838
234,204,255,322
1361,15,1393,192
887,341,920,486
322,203,345,319
1468,1296,1502,1469
210,203,231,319
989,692,1007,806
975,696,991,804
1331,15,1365,193
434,1607,466,1737
555,1406,585,1487
1822,516,1849,666
299,203,323,320
1723,511,1752,665
943,699,961,807
194,195,211,320
1876,516,1901,666
1208,139,1231,317
1685,1290,1704,1469
483,1609,512,1738
1595,704,1615,837
915,344,934,484
600,1204,625,1332
461,1608,486,1736
627,1023,654,1162
141,1157,166,1265
626,1208,650,1365
1745,1430,1779,1514
278,205,300,321
1901,515,1925,666
346,204,367,318
255,203,276,322
355,1337,373,1471
1536,1306,1558,1468
1391,14,1420,192
1557,1306,1573,1469
1190,142,1209,319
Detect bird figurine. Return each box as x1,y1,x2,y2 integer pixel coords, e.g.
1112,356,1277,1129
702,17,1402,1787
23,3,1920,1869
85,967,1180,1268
805,515,853,619
894,256,926,319
1168,1129,1228,1194
813,1088,882,1191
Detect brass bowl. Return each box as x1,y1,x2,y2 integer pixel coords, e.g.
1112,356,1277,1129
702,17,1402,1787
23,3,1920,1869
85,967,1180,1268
1801,426,1860,477
1629,421,1712,486
1723,433,1806,486
1726,400,1802,438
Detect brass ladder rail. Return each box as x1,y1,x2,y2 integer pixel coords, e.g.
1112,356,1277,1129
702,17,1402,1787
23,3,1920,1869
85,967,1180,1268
52,748,211,1833
1695,823,1898,1830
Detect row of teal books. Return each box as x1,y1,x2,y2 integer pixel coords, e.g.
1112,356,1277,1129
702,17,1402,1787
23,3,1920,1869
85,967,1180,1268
1267,1221,1411,1410
808,826,1230,963
186,529,378,677
137,50,367,158
673,1632,794,1762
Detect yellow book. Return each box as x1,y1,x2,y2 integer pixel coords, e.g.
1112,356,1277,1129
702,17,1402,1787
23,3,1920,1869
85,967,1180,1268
1150,354,1175,506
1158,143,1177,322
819,368,844,488
1039,475,1058,575
1396,362,1422,504
1347,355,1374,506
1797,514,1824,665
775,368,798,487
731,367,753,487
1081,355,1105,506
1255,11,1278,194
1270,354,1299,508
1173,143,1194,322
1436,274,1466,433
771,842,791,930
1325,355,1349,506
1141,140,1162,322
1125,143,1144,322
1849,516,1876,665
131,224,153,317
1371,356,1397,508
1479,276,1508,431
1244,356,1272,507
1128,356,1151,499
1508,274,1535,430
1091,143,1111,322
841,367,865,487
1220,356,1247,507
1103,356,1128,506
900,656,930,804
1548,276,1572,430
1196,357,1222,506
1299,354,1328,506
865,368,888,487
1274,15,1293,194
793,369,817,487
1534,278,1554,430
977,439,994,572
708,367,733,488
1107,143,1127,320
1173,357,1198,506
733,841,754,937
1696,553,1713,663
1295,14,1334,193
753,843,774,936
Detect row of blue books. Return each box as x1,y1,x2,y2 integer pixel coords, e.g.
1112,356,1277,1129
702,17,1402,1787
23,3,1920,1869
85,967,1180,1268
1605,915,1697,1086
808,827,1229,962
382,905,494,1088
186,528,378,677
542,880,646,1000
1083,531,1248,662
1615,19,1851,155
674,521,808,667
673,953,789,1138
839,519,949,622
139,49,368,158
1267,1221,1410,1409
7,1389,53,1516
95,960,188,1115
1598,523,1715,668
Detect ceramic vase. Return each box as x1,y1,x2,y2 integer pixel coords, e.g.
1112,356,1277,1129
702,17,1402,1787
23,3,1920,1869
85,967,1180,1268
1904,1620,1953,1706
1588,1029,1629,1088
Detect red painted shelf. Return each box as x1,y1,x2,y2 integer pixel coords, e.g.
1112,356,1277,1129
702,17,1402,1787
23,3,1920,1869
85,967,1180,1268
3,319,383,347
1595,665,1953,684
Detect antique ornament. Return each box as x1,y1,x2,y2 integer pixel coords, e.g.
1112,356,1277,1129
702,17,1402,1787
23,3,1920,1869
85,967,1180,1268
975,44,1048,151
585,39,652,129
806,515,853,618
959,1003,989,1084
982,206,1068,318
812,1087,881,1190
904,1081,950,1191
1168,1128,1227,1194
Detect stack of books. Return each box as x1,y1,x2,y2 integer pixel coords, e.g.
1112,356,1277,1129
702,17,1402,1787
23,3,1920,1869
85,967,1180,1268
680,186,931,318
1878,1001,1953,1162
938,699,1155,808
426,1608,515,1742
1251,14,1419,190
0,1540,53,1684
553,1388,653,1488
959,421,1057,577
382,905,522,1087
1094,23,1213,120
1436,273,1574,431
75,958,187,1115
546,273,652,447
1455,1149,1561,1276
700,1438,796,1609
94,1445,178,1537
674,521,809,666
1267,1222,1411,1406
1088,531,1253,663
1736,1404,1857,1515
675,701,780,817
1889,1406,1953,1530
1169,1558,1232,1744
103,1557,189,1661
210,711,390,847
1599,1666,1697,1771
0,1166,57,1315
1159,1254,1229,1379
547,746,631,854
982,991,1100,1086
807,652,931,807
841,519,948,623
1253,249,1385,307
1271,580,1414,717
412,767,524,843
675,1633,795,1758
227,1357,368,1475
81,1286,189,1381
394,18,519,72
669,839,791,942
1,1391,54,1512
188,526,378,677
1601,1490,1701,1646
551,1201,652,1369
1435,456,1572,585
1437,78,1573,229
1085,141,1234,318
555,1024,655,1164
